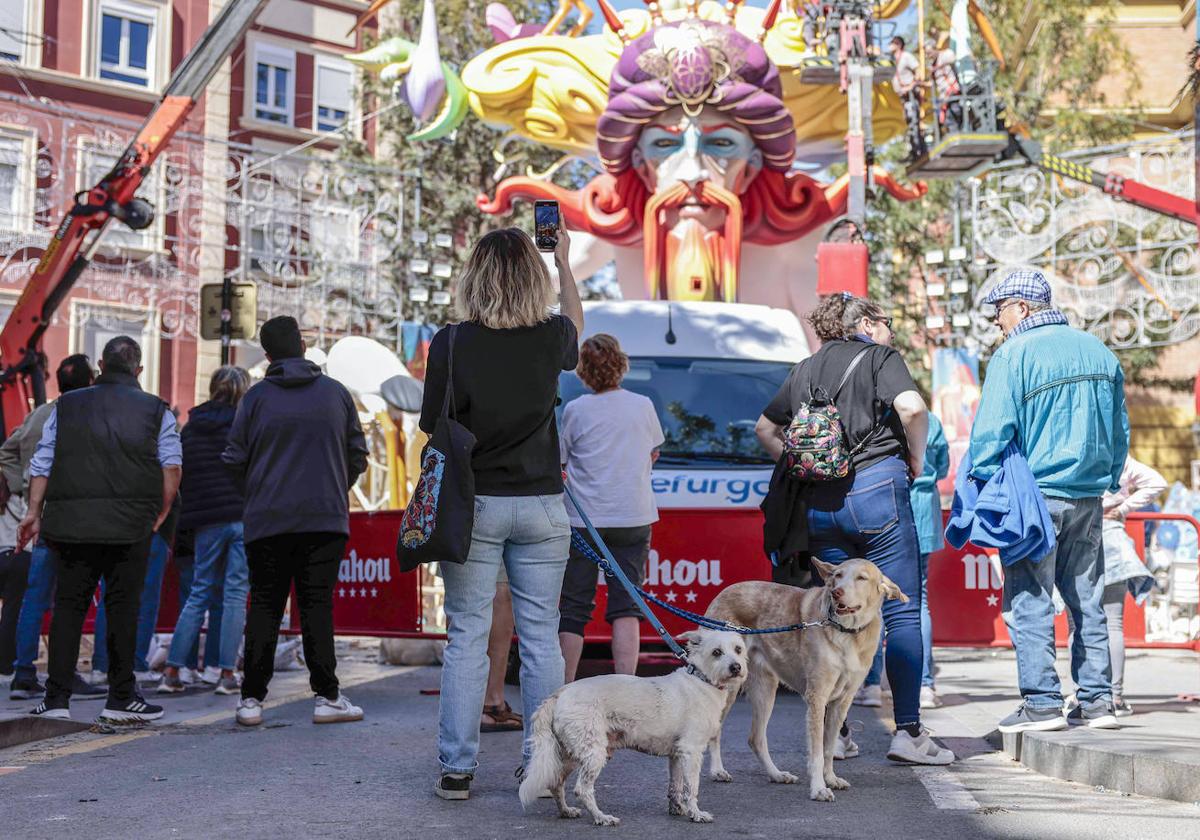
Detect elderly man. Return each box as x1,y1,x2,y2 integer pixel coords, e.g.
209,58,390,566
18,337,181,723
971,270,1129,733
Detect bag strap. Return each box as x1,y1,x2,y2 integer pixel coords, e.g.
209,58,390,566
441,324,459,420
831,346,872,402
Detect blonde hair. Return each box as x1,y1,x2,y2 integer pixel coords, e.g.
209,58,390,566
455,228,554,329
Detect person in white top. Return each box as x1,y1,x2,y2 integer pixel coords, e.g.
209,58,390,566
558,334,665,681
1066,455,1167,717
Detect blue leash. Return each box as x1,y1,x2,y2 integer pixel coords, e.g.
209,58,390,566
562,485,836,659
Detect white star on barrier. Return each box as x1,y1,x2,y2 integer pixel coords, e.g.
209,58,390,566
685,591,698,603
338,588,345,598
360,587,368,597
647,591,658,600
986,594,999,607
348,588,356,597
371,588,378,598
666,591,677,603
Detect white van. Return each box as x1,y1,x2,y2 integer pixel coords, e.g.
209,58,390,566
558,301,811,644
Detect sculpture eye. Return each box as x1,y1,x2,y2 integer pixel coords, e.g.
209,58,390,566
653,137,680,149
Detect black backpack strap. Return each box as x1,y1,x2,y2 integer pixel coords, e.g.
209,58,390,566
831,346,873,402
441,324,459,420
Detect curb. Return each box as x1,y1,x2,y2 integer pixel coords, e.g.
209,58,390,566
0,713,92,750
988,727,1200,804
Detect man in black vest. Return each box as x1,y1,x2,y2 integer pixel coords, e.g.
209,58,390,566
18,336,181,722
222,316,368,727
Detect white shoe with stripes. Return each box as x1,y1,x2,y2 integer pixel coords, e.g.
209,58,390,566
98,695,164,723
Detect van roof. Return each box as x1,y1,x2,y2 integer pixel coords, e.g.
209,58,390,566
579,301,810,363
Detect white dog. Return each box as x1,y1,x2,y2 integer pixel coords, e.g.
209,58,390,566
518,629,748,826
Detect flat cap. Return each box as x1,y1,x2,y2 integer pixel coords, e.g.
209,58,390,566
983,269,1052,306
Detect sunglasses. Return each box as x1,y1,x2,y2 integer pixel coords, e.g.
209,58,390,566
991,300,1022,323
873,316,893,329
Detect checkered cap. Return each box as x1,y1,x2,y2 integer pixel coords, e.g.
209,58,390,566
983,269,1053,306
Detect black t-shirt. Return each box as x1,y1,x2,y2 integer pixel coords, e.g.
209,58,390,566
762,338,918,472
420,315,579,496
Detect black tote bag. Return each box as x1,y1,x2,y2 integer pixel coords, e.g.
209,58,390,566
396,324,476,573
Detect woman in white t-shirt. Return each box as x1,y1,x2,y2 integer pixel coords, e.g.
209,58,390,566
558,334,665,681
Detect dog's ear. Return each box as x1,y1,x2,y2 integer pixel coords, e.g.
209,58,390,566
810,557,838,583
677,630,703,647
879,574,909,603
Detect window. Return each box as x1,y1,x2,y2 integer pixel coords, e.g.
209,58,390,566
0,1,31,63
315,60,354,132
0,129,34,232
97,0,156,87
78,141,160,250
254,45,294,125
71,302,159,392
309,202,360,262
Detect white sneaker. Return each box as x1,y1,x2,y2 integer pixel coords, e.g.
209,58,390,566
87,671,108,687
200,666,221,685
313,693,363,724
887,730,954,765
236,697,263,727
178,667,200,686
833,732,859,760
920,686,942,709
853,684,883,707
133,670,158,683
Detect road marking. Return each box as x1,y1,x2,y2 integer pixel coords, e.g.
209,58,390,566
912,766,980,810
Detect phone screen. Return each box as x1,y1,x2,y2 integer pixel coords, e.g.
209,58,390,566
535,201,559,251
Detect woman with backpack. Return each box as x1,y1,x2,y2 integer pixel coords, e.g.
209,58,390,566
421,225,583,802
754,292,954,766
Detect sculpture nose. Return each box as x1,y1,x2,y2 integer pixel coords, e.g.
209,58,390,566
672,152,708,190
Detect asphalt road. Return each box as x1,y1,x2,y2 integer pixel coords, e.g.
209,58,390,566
1,665,1198,840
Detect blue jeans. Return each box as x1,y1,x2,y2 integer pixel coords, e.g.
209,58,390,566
1002,497,1111,709
808,457,923,727
175,551,223,671
94,533,169,674
168,523,248,672
865,552,935,689
438,494,570,775
13,543,56,680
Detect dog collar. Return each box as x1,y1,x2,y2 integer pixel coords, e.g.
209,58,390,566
684,662,724,690
825,604,863,635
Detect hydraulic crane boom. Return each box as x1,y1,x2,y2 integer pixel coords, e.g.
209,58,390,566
0,0,269,435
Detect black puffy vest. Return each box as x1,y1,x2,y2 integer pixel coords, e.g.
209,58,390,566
42,371,166,544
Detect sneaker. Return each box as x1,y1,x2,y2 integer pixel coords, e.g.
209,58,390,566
156,672,185,694
435,773,471,801
9,675,46,700
133,670,158,683
214,674,241,696
236,697,263,727
70,673,107,699
997,703,1068,734
920,686,942,709
853,684,883,707
887,730,955,765
1066,700,1119,730
833,731,859,760
98,695,164,723
200,666,221,685
29,699,71,720
87,671,108,687
1113,696,1133,717
313,693,363,724
178,667,200,686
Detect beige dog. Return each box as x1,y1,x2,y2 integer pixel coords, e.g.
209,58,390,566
518,629,748,826
705,559,906,802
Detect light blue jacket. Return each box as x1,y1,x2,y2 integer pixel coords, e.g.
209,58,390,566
909,413,949,555
969,323,1129,499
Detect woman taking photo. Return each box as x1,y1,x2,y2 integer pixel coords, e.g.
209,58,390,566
422,225,582,801
755,292,954,766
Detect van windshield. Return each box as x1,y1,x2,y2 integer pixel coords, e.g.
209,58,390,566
559,357,794,467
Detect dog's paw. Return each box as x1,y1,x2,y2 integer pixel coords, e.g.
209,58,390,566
826,774,850,790
688,809,714,823
558,806,582,819
768,771,799,785
710,769,733,783
592,813,621,827
810,786,836,803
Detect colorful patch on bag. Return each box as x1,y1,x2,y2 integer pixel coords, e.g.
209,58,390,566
400,447,446,549
782,402,851,481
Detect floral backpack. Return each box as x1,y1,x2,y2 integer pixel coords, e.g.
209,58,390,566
782,347,873,481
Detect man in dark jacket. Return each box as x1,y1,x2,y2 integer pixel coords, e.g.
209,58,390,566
18,337,180,722
222,316,368,727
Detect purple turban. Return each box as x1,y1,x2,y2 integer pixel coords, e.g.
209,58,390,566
596,20,796,175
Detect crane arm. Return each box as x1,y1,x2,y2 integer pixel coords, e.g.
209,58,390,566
0,0,269,435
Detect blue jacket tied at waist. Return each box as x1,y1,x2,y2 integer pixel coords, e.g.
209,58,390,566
946,443,1056,566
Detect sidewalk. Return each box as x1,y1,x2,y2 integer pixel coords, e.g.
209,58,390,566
917,647,1200,804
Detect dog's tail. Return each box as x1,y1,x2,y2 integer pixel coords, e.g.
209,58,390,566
518,689,564,810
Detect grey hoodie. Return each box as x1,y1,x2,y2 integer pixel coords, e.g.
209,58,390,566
222,357,369,543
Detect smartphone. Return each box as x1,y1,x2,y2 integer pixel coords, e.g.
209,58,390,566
534,200,559,252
